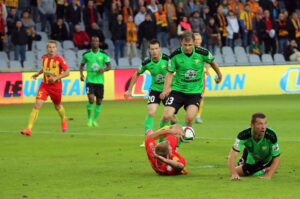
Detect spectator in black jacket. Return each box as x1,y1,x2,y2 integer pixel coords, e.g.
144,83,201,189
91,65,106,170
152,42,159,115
83,0,98,33
284,39,300,62
111,14,127,65
287,12,300,48
87,22,108,50
6,8,19,36
11,20,28,67
277,13,289,54
138,13,156,61
65,0,82,38
51,18,69,41
259,10,277,55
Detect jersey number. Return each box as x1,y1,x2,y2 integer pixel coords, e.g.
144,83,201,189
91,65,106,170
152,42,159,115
165,97,174,105
86,87,90,94
148,95,155,103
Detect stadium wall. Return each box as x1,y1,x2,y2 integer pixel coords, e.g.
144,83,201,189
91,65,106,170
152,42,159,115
0,66,300,104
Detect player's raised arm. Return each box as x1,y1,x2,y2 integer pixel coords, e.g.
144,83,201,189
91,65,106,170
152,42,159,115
146,124,182,140
228,149,242,181
160,71,174,100
32,69,44,80
124,71,140,99
210,60,222,83
153,152,184,172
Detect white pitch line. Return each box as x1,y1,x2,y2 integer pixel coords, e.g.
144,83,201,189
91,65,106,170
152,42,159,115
189,165,217,169
0,130,299,142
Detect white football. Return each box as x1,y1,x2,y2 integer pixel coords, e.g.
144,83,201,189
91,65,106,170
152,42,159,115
180,126,195,143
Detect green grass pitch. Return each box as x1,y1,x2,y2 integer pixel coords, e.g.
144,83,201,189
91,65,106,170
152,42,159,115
0,95,300,199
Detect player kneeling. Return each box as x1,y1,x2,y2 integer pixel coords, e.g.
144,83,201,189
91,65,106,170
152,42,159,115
145,124,189,175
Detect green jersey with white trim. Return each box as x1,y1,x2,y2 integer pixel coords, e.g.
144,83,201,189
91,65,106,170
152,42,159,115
137,53,169,92
81,49,110,84
169,47,214,94
232,127,280,164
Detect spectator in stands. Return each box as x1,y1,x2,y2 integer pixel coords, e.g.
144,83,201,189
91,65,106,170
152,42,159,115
4,0,18,10
125,15,137,59
164,0,177,23
134,6,146,27
229,0,244,17
176,2,185,24
138,13,156,61
260,0,279,19
288,12,300,48
147,0,158,14
277,13,289,54
56,0,67,19
96,0,105,19
220,0,230,16
30,0,39,22
6,8,18,36
109,2,119,32
284,39,300,63
38,0,56,32
190,11,205,36
249,35,262,56
247,0,259,15
155,4,168,48
240,4,256,49
87,22,107,50
122,0,133,24
226,10,239,49
207,0,220,16
184,0,200,17
112,13,127,65
177,16,191,36
51,18,69,41
216,5,228,47
21,10,35,51
206,17,220,55
83,0,98,33
73,24,90,49
0,2,7,51
259,9,276,55
200,5,211,25
11,20,27,66
17,0,30,18
65,0,82,38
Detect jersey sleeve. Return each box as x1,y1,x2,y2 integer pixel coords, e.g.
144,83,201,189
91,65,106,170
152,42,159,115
59,56,69,71
168,57,176,72
81,54,87,65
232,137,247,152
166,134,179,151
271,141,280,157
104,53,110,63
145,137,157,161
203,50,215,64
137,64,146,74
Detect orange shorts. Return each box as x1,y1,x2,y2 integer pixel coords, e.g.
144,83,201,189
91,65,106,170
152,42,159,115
36,82,62,105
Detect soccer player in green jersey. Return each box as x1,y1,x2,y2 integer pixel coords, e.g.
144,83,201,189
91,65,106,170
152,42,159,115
125,39,176,147
228,113,281,180
80,36,111,127
159,31,222,128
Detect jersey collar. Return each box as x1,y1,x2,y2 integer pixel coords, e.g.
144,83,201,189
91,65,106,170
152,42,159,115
151,53,162,64
181,46,195,58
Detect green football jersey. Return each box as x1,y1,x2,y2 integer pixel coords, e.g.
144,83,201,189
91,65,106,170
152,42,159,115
232,127,280,164
81,49,110,84
169,47,214,94
137,53,169,92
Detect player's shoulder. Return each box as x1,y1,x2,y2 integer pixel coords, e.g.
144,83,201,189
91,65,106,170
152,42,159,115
142,57,151,66
161,53,169,61
99,49,108,55
195,47,209,56
264,127,278,144
82,50,91,56
237,127,252,140
170,48,182,59
41,54,48,59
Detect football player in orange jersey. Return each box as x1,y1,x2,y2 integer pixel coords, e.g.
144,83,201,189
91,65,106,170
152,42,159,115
20,40,70,136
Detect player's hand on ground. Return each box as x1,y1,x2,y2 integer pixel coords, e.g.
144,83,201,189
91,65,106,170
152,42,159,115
124,90,131,99
215,75,222,84
98,68,105,74
80,75,85,81
231,174,242,181
48,76,57,84
32,73,39,80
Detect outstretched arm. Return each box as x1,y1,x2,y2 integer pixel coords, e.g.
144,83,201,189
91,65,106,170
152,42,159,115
146,124,183,140
124,71,140,99
258,156,280,179
228,149,242,181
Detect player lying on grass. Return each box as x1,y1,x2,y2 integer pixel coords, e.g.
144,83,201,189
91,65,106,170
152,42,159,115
228,113,281,180
145,124,189,175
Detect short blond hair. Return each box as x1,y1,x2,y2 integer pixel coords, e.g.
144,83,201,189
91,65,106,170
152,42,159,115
193,33,202,40
47,40,57,47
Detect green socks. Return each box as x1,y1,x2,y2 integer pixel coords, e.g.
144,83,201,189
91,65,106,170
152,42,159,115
145,115,154,134
87,103,93,120
93,105,102,121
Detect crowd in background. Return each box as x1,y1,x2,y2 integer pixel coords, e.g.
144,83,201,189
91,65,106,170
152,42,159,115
1,0,300,66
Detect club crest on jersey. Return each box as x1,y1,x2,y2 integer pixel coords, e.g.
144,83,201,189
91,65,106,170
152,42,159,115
161,65,166,69
98,56,102,60
262,146,267,151
185,69,197,80
194,59,199,64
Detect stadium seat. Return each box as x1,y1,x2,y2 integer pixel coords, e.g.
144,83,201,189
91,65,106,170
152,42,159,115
63,40,75,50
214,55,223,66
56,42,63,51
36,31,48,41
36,40,47,50
223,54,235,66
26,51,35,61
105,39,115,50
234,46,247,56
23,60,35,68
249,54,261,65
9,60,22,71
236,54,249,66
109,58,117,69
214,47,221,57
37,49,47,59
170,38,180,50
64,50,77,60
118,57,130,69
222,46,234,57
274,54,286,65
0,51,8,61
261,54,274,65
131,57,142,68
161,47,170,55
0,58,8,70
77,50,87,59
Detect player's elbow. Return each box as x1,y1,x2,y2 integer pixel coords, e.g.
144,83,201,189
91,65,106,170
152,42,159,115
65,69,70,77
174,163,184,172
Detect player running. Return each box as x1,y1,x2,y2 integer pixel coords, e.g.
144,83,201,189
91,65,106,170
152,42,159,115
159,31,222,129
125,39,176,147
20,40,70,136
194,33,210,124
228,113,281,180
80,36,111,127
145,124,189,175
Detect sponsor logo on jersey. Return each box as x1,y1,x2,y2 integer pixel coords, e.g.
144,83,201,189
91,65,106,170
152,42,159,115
272,144,279,151
92,63,100,71
233,139,240,149
155,74,165,83
184,69,197,80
